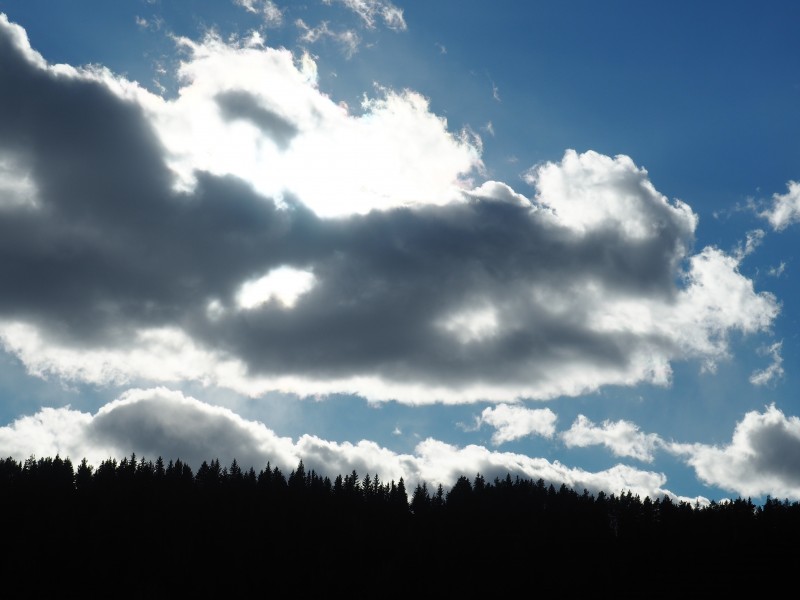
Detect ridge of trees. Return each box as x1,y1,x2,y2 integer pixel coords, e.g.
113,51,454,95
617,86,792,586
3,453,799,594
4,452,799,513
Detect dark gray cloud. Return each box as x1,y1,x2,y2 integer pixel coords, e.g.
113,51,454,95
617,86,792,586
216,90,299,149
0,15,778,403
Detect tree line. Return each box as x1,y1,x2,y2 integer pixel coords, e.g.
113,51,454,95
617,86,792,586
2,453,798,594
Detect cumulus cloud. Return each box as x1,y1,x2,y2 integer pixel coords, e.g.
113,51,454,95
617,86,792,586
670,404,800,500
759,181,800,231
476,404,557,445
0,14,781,404
561,415,663,462
0,388,702,503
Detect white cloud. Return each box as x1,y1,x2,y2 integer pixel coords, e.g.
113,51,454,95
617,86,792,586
525,149,698,240
759,181,800,231
0,388,703,504
464,180,530,206
749,341,784,387
561,415,663,462
670,404,800,500
477,404,557,445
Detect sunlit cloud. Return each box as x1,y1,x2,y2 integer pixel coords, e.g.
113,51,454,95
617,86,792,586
670,404,800,500
562,415,663,462
476,404,558,445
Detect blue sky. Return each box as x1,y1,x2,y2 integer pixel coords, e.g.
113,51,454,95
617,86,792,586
0,0,799,505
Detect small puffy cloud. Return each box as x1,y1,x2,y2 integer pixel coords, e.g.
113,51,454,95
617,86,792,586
524,149,698,240
670,404,800,500
0,389,702,503
561,415,663,462
749,341,784,387
324,0,407,31
759,181,800,231
476,404,557,445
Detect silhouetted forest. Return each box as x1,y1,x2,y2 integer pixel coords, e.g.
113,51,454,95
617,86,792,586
2,453,798,595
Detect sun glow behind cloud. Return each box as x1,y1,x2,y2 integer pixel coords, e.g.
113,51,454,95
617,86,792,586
145,32,483,218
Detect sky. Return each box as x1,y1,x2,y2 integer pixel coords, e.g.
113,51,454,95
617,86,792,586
0,0,799,505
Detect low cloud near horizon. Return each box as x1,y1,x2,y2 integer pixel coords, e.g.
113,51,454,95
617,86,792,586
0,387,697,503
3,388,800,503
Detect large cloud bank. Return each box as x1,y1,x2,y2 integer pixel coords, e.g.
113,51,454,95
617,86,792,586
0,14,779,404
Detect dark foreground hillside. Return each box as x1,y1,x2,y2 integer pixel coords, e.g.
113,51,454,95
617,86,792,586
2,454,798,596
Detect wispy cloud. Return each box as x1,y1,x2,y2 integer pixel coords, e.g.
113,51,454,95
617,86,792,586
749,342,784,387
296,19,360,58
324,0,407,31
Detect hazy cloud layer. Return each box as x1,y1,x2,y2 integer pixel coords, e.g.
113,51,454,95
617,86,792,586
671,404,800,500
0,15,780,404
0,388,702,503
